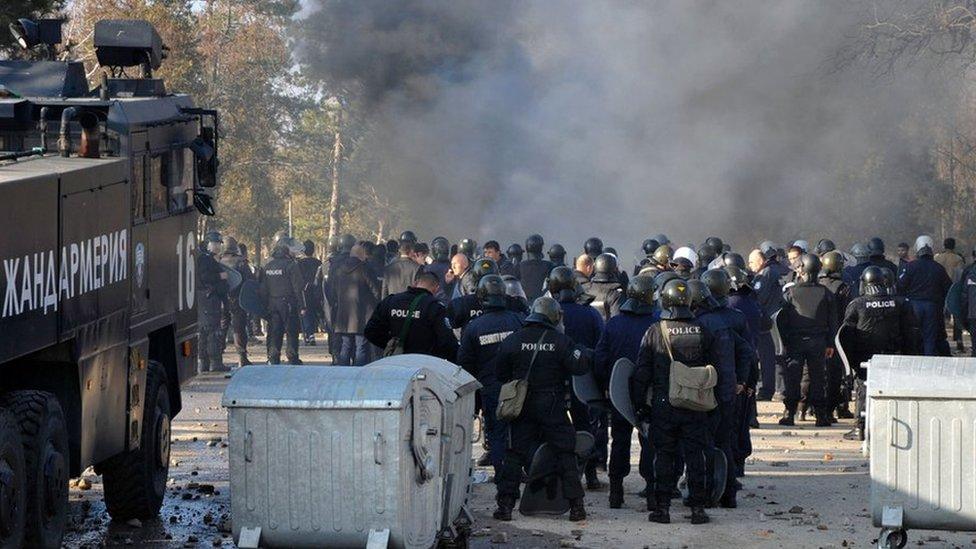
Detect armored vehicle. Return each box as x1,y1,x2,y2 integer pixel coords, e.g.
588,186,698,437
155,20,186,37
0,18,219,547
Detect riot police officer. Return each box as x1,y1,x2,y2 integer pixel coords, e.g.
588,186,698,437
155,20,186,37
457,275,525,474
297,240,322,345
841,266,920,439
842,242,871,296
427,237,453,303
634,238,661,276
493,297,593,523
752,242,789,400
819,251,852,420
198,231,228,372
594,275,659,509
584,254,625,323
637,244,673,277
515,234,555,302
777,254,837,427
584,237,604,260
550,266,605,489
220,236,253,366
506,243,524,266
458,238,478,260
867,237,899,274
364,271,458,360
259,237,306,365
632,279,720,525
548,243,567,267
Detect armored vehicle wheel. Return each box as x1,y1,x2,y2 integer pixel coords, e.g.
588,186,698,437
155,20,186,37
0,392,69,549
0,408,26,549
103,361,171,520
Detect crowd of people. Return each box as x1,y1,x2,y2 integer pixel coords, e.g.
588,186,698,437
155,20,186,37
195,229,974,525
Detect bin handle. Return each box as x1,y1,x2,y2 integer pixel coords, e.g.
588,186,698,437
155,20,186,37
244,431,253,463
373,433,384,465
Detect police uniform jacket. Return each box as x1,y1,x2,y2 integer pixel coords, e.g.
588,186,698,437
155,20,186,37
631,317,719,411
495,322,592,393
364,287,458,360
842,294,919,364
896,256,952,303
515,256,555,302
457,306,525,386
779,281,837,342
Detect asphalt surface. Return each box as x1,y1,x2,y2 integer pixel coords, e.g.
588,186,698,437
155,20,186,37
62,336,976,548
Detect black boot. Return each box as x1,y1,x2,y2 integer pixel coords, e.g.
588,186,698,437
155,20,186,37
569,499,587,522
648,505,670,524
799,403,808,422
836,403,854,419
815,409,832,427
585,468,602,490
238,355,253,367
719,491,737,508
493,497,515,521
778,408,795,426
609,480,624,509
689,506,710,524
477,453,491,467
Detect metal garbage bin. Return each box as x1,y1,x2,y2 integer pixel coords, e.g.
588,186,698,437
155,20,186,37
868,355,976,548
369,355,480,545
222,359,478,549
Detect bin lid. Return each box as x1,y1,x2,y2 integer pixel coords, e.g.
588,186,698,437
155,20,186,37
868,355,976,399
369,354,481,398
222,365,427,409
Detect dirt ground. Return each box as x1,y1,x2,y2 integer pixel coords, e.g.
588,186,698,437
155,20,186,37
62,338,976,548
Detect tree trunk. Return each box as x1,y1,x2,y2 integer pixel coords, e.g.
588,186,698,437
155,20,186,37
327,112,342,244
376,218,385,244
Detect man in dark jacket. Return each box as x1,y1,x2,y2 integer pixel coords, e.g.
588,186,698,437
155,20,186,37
818,251,852,420
897,236,953,356
752,243,790,400
594,275,659,509
297,240,322,346
457,275,525,474
842,242,871,297
427,237,453,303
198,232,229,372
583,253,625,323
632,278,721,525
515,234,555,302
364,271,458,361
332,244,381,365
219,236,253,367
259,237,307,365
841,266,920,439
317,233,356,356
382,241,422,298
493,297,593,523
574,254,594,288
778,254,837,427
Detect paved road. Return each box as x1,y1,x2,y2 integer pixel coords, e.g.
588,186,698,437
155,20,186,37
63,338,976,548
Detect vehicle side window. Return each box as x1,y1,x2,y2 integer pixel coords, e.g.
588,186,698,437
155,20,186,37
132,155,146,223
168,148,189,213
150,154,168,217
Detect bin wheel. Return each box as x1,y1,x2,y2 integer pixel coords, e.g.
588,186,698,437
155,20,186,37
879,528,907,549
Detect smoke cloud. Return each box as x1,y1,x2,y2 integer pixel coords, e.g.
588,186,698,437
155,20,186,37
297,1,955,256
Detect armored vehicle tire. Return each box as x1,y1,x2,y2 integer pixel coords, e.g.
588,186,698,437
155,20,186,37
103,361,171,520
0,392,69,549
0,408,27,549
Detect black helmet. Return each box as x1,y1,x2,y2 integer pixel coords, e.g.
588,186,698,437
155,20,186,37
759,240,778,260
431,238,450,261
867,237,885,257
880,267,896,289
697,244,717,266
800,253,822,279
548,243,567,264
547,265,577,301
821,251,845,275
501,274,527,300
621,275,656,314
471,257,498,281
584,237,604,258
724,265,750,291
477,274,508,308
701,268,731,304
704,236,724,252
399,230,418,245
815,238,836,255
339,234,357,253
654,270,680,291
459,239,477,258
686,279,713,311
653,244,673,265
507,243,524,261
659,279,693,320
525,234,545,255
593,253,618,282
605,246,617,256
851,242,870,262
642,238,660,256
525,296,563,327
860,266,888,296
205,230,223,243
721,252,746,270
652,233,671,245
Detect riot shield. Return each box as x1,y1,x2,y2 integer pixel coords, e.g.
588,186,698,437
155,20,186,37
219,263,242,292
946,280,964,318
771,308,784,356
572,371,608,412
238,279,265,318
834,324,857,377
609,358,638,427
519,431,595,516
